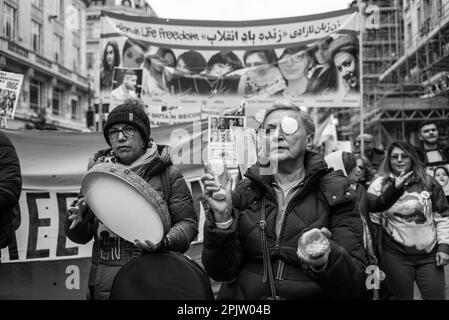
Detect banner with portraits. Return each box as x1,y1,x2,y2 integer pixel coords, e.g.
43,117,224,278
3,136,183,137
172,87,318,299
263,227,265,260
99,8,361,124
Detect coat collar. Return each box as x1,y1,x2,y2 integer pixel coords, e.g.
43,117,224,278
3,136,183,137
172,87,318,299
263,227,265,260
244,152,329,193
88,144,172,177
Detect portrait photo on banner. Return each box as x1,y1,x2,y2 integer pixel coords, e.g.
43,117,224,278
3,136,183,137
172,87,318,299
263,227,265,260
111,67,143,106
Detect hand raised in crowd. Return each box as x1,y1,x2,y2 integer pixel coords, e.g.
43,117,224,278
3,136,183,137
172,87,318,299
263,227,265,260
394,171,414,190
134,239,161,253
67,198,88,230
436,252,449,267
201,172,233,223
297,228,332,270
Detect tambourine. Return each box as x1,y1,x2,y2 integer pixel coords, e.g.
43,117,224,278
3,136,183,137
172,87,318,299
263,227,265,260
81,162,171,244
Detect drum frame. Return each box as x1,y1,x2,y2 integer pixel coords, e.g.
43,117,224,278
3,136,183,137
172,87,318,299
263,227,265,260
82,162,171,243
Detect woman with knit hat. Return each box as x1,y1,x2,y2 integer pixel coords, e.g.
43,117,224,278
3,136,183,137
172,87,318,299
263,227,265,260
64,99,198,300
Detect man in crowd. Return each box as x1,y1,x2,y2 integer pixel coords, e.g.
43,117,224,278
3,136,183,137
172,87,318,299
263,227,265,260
415,121,449,174
354,133,385,172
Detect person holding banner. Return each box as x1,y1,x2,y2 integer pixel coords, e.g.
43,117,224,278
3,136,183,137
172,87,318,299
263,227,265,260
65,99,198,300
0,130,22,250
201,103,367,300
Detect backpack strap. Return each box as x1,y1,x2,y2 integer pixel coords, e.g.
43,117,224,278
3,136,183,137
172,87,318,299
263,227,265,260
259,198,280,300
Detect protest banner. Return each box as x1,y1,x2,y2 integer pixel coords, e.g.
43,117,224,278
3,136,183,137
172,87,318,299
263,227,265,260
99,8,361,124
0,71,24,120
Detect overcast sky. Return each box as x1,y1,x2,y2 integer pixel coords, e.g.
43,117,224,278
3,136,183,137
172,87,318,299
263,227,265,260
147,0,353,20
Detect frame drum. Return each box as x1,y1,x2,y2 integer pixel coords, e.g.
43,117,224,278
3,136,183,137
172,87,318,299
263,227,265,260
81,162,171,244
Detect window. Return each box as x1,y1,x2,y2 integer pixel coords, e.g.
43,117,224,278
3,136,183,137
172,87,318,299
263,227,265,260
3,3,17,40
53,34,63,63
73,45,80,72
71,99,79,120
52,88,63,116
30,80,43,112
53,0,63,21
86,52,95,70
31,21,42,53
87,23,94,39
31,0,42,8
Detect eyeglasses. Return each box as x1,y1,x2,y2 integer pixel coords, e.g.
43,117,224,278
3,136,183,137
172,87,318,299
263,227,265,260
108,125,136,140
390,154,410,161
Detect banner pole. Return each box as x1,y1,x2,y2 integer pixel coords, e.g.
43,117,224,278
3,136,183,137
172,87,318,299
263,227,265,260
98,14,105,132
358,0,365,157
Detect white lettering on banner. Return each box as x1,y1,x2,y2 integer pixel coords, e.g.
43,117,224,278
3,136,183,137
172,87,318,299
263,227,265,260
65,265,81,290
105,12,358,48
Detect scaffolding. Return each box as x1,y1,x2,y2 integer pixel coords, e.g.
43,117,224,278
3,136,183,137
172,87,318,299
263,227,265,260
355,0,449,147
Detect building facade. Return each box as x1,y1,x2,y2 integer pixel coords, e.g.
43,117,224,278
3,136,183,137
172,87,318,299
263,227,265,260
368,0,449,146
0,0,90,131
84,0,156,130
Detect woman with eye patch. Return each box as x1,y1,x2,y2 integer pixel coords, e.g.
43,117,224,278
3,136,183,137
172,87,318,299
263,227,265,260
368,141,449,300
201,103,370,300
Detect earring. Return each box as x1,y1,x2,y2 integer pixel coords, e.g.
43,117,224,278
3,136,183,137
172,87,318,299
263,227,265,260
306,144,312,151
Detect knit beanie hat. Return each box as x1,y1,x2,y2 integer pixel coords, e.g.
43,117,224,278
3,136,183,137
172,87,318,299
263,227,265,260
103,100,151,148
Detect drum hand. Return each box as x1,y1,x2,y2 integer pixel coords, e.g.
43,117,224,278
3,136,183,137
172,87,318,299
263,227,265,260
68,198,88,230
201,173,233,223
134,239,161,253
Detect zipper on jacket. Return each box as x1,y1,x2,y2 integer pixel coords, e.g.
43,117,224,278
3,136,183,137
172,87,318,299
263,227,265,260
277,183,304,245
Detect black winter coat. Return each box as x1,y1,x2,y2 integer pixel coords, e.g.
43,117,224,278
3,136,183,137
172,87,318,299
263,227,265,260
0,130,22,249
202,152,367,300
65,145,198,299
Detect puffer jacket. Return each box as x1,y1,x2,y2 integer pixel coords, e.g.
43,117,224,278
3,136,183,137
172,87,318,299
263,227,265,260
0,130,22,249
65,144,198,299
202,152,367,300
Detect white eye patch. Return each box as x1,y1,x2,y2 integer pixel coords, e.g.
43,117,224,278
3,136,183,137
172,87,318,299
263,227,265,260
281,117,298,135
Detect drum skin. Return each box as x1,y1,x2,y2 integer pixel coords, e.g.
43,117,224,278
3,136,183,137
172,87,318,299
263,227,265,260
110,252,214,300
81,162,171,244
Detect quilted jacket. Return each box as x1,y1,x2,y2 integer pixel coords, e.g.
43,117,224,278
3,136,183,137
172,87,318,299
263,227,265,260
202,152,367,300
